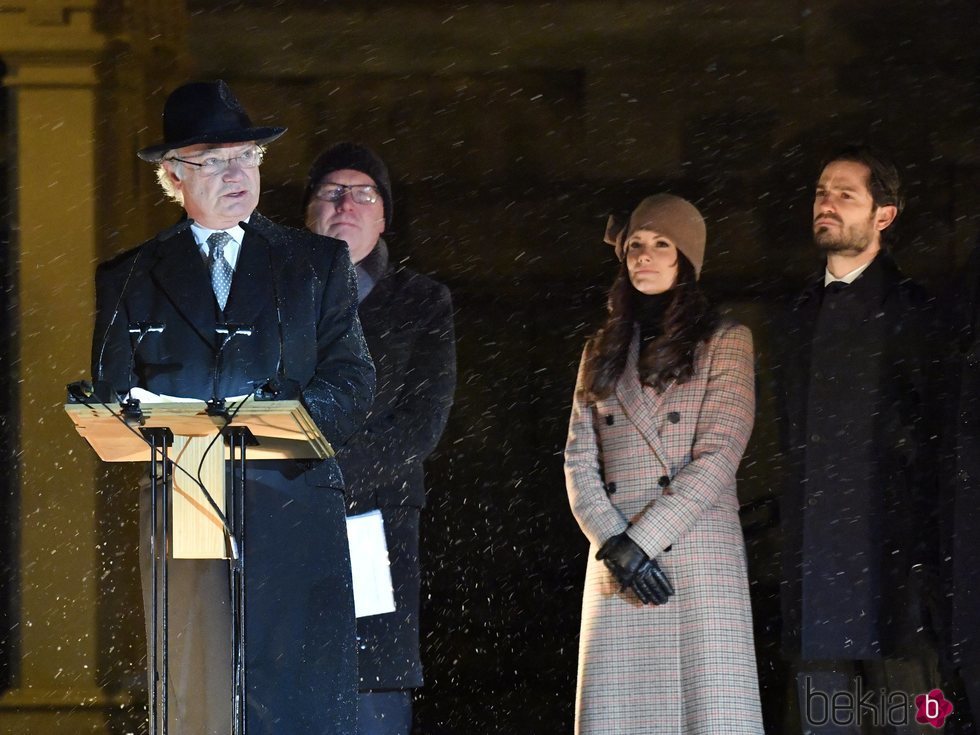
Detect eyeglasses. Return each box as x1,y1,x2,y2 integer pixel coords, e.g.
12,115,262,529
313,183,381,205
166,147,265,176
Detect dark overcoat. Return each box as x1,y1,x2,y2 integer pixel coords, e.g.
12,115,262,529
92,212,375,734
947,243,980,668
565,323,763,734
778,252,942,661
337,258,455,690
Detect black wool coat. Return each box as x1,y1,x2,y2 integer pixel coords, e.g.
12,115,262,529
92,212,375,733
92,212,375,485
947,243,980,667
337,251,456,690
777,252,943,660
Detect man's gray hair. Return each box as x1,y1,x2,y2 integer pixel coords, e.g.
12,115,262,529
155,155,184,205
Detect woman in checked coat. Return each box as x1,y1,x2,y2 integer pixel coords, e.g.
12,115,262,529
564,194,763,734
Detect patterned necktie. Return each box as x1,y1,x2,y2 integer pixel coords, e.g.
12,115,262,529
207,231,234,310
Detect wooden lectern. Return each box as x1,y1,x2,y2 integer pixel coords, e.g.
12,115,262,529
65,396,331,735
66,398,332,556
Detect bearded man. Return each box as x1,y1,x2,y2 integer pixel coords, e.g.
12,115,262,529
777,146,944,734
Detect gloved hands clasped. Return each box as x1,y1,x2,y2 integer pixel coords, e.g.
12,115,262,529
596,532,675,605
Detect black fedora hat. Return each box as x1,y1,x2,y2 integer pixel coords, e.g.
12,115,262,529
137,79,286,163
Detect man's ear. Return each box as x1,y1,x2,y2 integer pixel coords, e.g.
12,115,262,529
162,162,182,186
875,204,898,232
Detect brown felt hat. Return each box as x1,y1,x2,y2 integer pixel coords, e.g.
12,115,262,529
604,194,706,278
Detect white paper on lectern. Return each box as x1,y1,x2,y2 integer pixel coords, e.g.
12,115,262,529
126,387,249,404
346,510,396,618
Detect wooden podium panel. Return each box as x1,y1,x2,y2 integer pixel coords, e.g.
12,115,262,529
65,399,333,462
65,398,333,558
171,434,227,558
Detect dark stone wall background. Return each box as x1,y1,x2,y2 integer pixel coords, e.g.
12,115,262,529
113,1,980,731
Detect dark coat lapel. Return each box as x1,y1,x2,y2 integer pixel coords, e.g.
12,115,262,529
786,277,822,432
615,332,670,468
224,227,276,327
150,229,216,348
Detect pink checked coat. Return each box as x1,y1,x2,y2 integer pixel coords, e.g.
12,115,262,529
564,322,763,735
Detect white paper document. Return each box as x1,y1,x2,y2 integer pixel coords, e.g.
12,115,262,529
346,510,396,618
125,387,249,404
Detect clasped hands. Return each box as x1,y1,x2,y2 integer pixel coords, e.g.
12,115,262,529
597,532,675,605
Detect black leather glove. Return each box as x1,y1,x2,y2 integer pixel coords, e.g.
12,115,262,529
597,533,675,605
597,533,648,589
632,557,675,605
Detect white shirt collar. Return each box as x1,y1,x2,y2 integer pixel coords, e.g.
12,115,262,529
189,217,249,269
824,260,872,286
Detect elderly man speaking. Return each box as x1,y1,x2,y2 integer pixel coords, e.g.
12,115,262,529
91,80,374,734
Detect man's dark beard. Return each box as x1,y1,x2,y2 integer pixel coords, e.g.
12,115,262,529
813,214,874,255
814,230,871,255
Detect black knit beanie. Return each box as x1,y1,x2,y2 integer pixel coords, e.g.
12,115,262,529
304,142,393,228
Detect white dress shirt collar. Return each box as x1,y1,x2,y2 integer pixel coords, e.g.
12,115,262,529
190,218,248,270
824,260,872,286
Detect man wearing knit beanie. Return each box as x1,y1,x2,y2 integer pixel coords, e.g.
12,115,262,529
305,142,393,266
306,144,456,735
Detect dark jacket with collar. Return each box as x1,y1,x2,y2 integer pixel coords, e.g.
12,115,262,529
946,243,980,667
778,252,943,660
91,210,374,732
337,240,456,690
91,211,375,488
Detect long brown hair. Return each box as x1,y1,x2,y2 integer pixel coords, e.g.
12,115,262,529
581,254,718,400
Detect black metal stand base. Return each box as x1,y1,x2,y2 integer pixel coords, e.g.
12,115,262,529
140,427,174,735
225,426,257,735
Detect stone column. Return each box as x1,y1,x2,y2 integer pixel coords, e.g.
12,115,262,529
1,2,189,731
0,7,113,733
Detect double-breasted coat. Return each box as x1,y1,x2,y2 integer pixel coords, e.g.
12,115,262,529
564,322,763,735
337,250,456,690
92,212,375,734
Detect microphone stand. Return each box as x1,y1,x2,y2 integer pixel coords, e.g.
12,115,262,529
143,423,174,735
123,320,169,733
123,322,166,425
206,324,253,418
205,322,255,735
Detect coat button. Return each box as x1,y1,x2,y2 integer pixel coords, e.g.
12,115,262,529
808,497,818,507
667,412,680,424
606,482,617,495
810,433,820,443
664,545,672,553
605,414,615,425
658,476,670,487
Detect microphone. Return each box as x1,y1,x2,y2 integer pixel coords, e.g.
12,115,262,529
93,218,194,386
121,321,167,425
207,323,254,417
66,379,115,405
